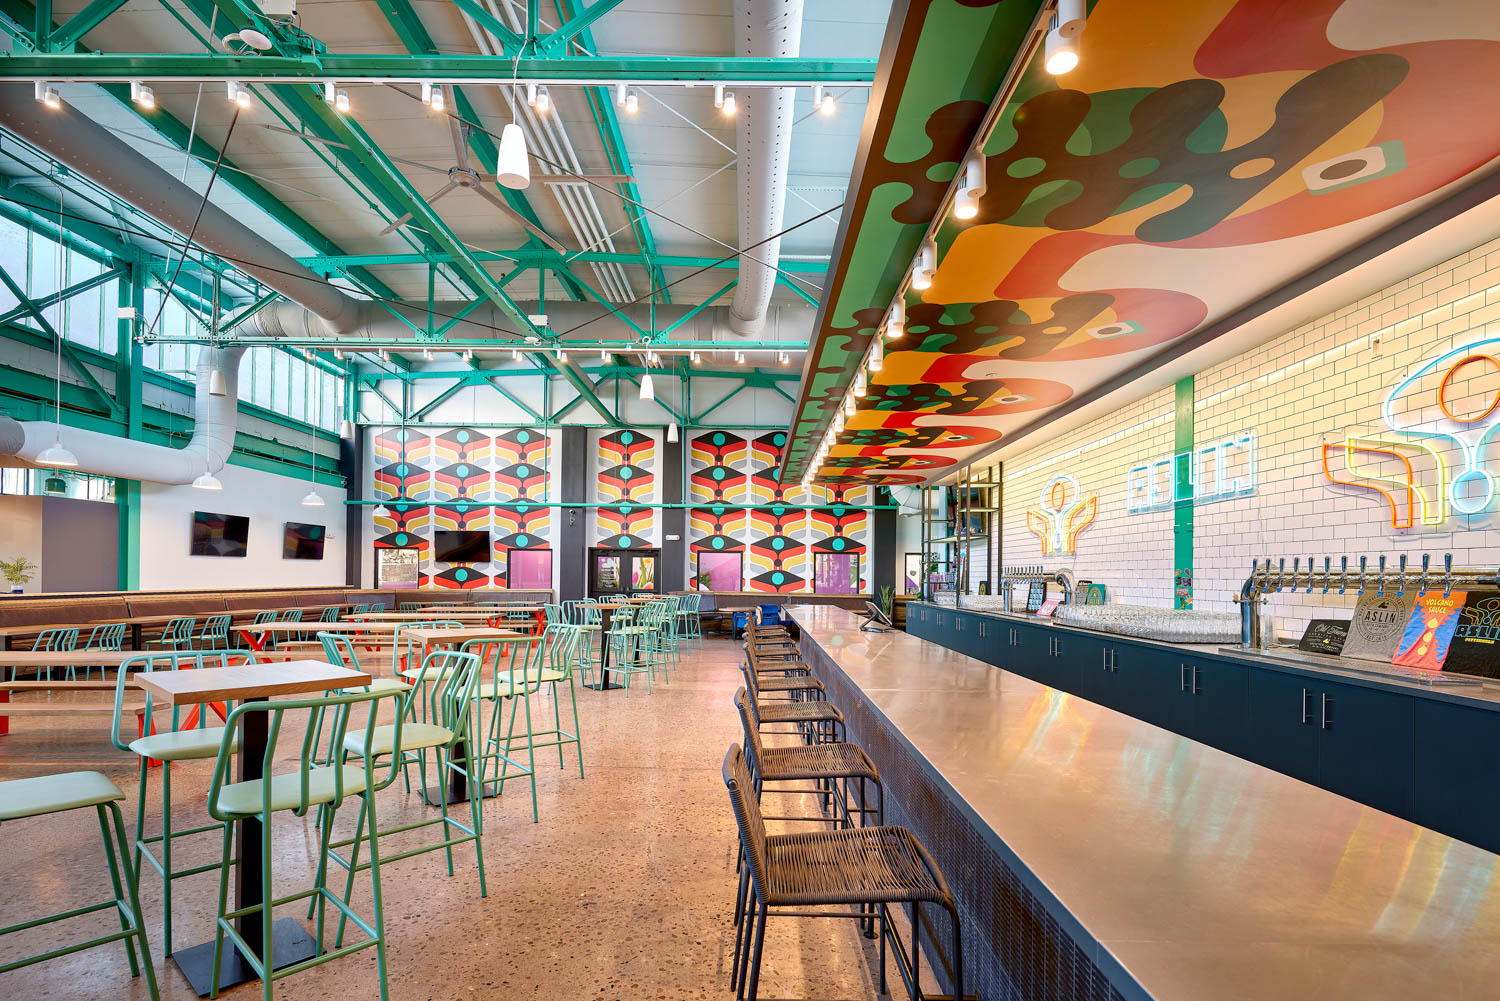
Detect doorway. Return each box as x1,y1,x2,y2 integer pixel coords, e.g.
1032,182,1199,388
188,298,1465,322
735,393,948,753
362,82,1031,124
588,547,661,597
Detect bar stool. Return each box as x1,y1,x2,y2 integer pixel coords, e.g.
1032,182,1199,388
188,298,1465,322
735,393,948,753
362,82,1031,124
722,744,964,1001
740,663,842,743
676,592,703,649
112,650,253,956
0,770,159,999
734,687,880,828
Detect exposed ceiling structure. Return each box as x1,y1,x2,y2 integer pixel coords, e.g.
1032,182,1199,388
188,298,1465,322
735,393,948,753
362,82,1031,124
0,0,889,375
784,0,1500,486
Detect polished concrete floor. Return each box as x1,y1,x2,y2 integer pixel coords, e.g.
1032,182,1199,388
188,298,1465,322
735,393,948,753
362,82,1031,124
0,638,886,1000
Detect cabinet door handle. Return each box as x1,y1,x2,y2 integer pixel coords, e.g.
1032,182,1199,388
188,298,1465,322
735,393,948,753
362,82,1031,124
1180,664,1188,691
1054,638,1062,657
1102,648,1109,671
1321,692,1332,730
1112,650,1119,672
1191,665,1201,695
1301,688,1312,725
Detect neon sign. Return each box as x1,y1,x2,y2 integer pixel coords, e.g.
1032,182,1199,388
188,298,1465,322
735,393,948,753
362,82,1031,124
1026,474,1096,554
1127,434,1256,513
1323,337,1500,525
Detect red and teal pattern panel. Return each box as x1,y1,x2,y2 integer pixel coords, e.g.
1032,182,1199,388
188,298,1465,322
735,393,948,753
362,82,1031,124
594,429,658,548
370,425,553,588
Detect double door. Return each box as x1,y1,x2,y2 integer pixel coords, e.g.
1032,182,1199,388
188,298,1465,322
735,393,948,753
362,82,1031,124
588,547,660,598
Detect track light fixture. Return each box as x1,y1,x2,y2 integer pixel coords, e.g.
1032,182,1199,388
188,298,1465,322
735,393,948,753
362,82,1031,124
35,82,60,109
421,81,432,104
713,84,724,108
722,91,737,116
911,238,937,291
335,89,350,113
868,336,883,372
853,368,868,398
535,85,551,114
556,348,568,362
844,393,856,417
463,349,473,361
227,80,250,109
430,85,445,111
734,350,745,364
323,80,336,103
130,81,154,108
954,154,986,220
690,350,701,364
887,299,906,339
512,347,521,360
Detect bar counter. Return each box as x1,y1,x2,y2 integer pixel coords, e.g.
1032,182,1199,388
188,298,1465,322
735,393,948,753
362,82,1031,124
786,603,1500,1001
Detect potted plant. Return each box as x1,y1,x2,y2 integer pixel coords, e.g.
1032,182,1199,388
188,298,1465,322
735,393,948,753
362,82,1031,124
694,571,713,591
878,584,895,618
0,556,38,594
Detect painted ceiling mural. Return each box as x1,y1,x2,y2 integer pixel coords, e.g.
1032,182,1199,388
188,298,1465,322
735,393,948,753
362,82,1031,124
785,0,1500,485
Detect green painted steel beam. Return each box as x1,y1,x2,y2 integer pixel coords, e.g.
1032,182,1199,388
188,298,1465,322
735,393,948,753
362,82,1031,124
0,266,122,326
539,0,624,55
0,265,123,416
486,377,542,422
448,0,523,52
295,249,828,271
2,53,878,84
46,0,127,49
776,271,820,306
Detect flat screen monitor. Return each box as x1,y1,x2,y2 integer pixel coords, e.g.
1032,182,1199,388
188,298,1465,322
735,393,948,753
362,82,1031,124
433,530,491,563
282,521,326,560
190,511,249,558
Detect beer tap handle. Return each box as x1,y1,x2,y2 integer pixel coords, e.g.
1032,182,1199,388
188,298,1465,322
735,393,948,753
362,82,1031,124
1397,554,1408,596
1291,557,1302,594
1322,556,1332,594
1418,553,1430,596
1358,556,1368,595
1377,555,1387,596
1443,553,1453,598
1306,555,1316,593
1339,556,1349,595
1277,558,1287,593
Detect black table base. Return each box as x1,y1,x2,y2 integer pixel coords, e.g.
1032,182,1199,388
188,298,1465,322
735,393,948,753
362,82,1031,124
172,918,318,997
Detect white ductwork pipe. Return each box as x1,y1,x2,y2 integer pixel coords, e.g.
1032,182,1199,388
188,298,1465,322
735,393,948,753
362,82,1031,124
729,0,804,337
0,347,244,483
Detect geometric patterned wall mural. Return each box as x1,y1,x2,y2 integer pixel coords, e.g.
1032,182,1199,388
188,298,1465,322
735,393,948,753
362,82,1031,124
371,425,553,588
594,428,659,549
689,429,871,592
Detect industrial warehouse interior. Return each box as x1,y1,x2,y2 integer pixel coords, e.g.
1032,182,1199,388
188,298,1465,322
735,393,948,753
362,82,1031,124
2,1,1500,999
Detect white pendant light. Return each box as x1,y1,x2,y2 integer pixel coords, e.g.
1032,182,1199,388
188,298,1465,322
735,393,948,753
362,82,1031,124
301,489,325,507
667,423,679,443
192,470,222,491
208,367,228,397
497,123,530,189
339,419,356,439
37,440,78,467
374,502,391,518
639,373,655,401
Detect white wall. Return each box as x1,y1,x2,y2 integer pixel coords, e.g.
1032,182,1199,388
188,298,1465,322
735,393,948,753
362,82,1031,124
992,230,1500,638
138,463,347,590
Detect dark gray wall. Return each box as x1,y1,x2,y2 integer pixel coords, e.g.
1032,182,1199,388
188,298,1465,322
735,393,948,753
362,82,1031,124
662,433,685,591
873,488,896,600
558,426,589,602
341,431,362,586
41,496,118,592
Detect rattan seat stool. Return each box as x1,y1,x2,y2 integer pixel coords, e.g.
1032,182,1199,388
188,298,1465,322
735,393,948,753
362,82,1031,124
740,664,843,742
723,745,964,1001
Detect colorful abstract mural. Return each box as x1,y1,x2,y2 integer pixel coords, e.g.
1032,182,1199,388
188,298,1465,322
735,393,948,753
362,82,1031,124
371,426,553,587
784,0,1500,485
594,429,658,549
689,429,871,592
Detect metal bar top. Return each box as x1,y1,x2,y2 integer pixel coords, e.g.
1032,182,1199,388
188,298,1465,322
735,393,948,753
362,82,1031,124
785,604,1500,1001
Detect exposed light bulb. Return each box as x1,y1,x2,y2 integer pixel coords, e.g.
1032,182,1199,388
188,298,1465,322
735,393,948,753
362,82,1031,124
335,89,350,113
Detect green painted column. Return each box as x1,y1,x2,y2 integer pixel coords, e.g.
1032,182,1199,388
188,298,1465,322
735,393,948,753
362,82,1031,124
1173,376,1194,609
115,257,143,590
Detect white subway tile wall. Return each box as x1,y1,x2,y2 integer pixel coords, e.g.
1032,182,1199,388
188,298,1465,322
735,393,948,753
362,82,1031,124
994,233,1500,639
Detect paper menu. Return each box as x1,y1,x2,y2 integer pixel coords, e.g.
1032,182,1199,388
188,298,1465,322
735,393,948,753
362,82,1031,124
1392,590,1468,669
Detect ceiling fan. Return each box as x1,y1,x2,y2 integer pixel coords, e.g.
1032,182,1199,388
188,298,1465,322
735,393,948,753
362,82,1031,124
257,115,633,254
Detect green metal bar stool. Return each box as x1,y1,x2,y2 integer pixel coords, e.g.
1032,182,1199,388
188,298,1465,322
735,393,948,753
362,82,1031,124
319,647,487,947
112,649,255,957
478,624,585,823
676,592,703,649
205,687,404,1001
0,770,160,999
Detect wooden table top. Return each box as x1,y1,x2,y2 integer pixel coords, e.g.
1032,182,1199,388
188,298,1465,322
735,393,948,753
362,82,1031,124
351,610,503,621
237,621,404,633
0,605,357,636
398,626,531,644
0,650,139,667
133,660,370,705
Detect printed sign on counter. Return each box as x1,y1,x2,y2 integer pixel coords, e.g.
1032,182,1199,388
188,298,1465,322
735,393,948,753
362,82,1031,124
1393,590,1469,669
1444,593,1500,678
1341,590,1415,661
1298,619,1350,655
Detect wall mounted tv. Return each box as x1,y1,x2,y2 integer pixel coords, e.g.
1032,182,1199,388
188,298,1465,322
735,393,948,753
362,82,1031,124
190,511,249,558
433,530,491,563
283,521,326,560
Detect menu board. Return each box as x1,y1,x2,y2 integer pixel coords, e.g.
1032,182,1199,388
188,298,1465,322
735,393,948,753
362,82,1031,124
375,547,419,589
1026,580,1047,613
1036,598,1060,618
1445,592,1500,678
1297,619,1349,655
1340,590,1415,662
1084,582,1107,605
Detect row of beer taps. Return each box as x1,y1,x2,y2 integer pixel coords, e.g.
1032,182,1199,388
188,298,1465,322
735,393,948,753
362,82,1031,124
1252,554,1456,598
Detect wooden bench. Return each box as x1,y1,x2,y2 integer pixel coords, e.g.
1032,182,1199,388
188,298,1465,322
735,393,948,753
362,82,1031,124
0,680,148,736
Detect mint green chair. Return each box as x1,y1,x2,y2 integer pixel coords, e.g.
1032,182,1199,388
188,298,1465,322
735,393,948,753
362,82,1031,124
311,632,409,768
604,606,652,693
477,625,583,823
564,600,600,685
198,614,232,649
206,687,404,1001
321,647,487,948
19,626,79,683
0,771,159,998
676,592,703,649
112,649,256,956
80,622,128,681
153,616,196,650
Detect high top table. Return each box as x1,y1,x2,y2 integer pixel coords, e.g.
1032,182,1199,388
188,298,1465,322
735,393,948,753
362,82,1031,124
784,604,1500,1001
134,660,370,997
